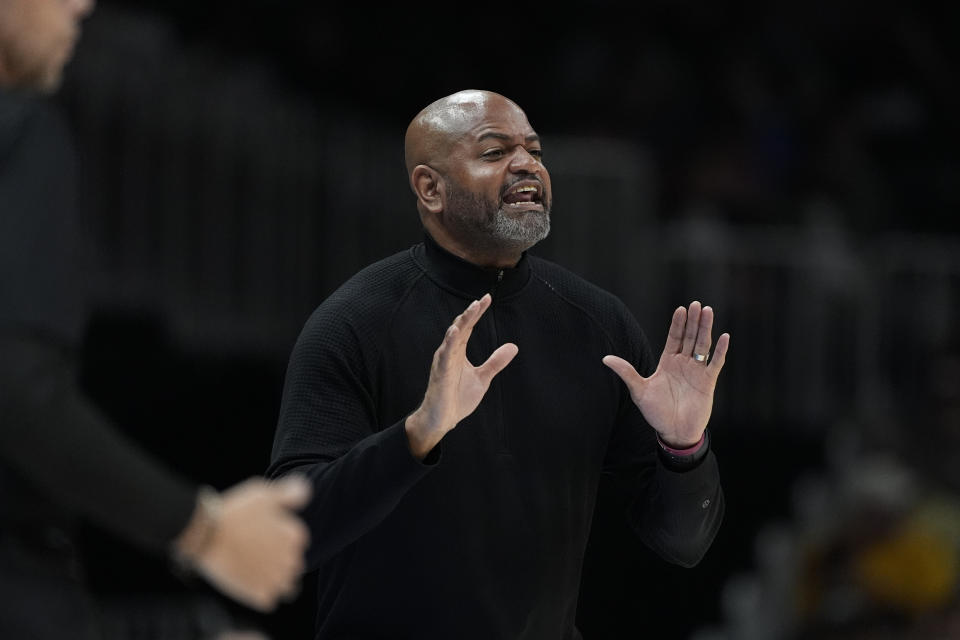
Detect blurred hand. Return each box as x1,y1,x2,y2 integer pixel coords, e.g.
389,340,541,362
404,293,519,460
603,301,730,447
175,475,312,612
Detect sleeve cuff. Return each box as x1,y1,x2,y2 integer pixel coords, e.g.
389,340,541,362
396,415,442,467
656,429,710,471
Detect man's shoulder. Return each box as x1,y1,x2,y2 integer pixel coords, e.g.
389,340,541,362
528,254,651,357
302,246,424,330
527,254,628,315
342,246,422,290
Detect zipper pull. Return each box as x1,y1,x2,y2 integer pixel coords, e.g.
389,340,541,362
490,269,504,298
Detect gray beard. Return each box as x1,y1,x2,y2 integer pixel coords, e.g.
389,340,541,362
444,181,551,253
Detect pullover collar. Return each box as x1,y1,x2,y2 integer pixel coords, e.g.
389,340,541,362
415,230,532,301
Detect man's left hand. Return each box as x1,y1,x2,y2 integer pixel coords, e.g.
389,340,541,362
602,301,730,447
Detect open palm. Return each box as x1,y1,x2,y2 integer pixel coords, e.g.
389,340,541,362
603,301,730,447
406,294,518,459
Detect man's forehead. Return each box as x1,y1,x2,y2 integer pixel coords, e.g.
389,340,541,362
426,93,533,139
468,111,537,143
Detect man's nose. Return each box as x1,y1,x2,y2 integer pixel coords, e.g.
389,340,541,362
508,148,541,173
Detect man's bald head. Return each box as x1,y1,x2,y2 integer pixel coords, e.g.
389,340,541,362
404,90,524,178
403,89,550,268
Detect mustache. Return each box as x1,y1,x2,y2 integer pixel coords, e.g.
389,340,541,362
500,176,545,197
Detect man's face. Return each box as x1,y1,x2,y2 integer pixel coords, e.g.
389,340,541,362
0,0,95,93
440,96,553,253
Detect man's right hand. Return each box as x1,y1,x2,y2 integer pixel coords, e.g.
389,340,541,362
404,293,518,460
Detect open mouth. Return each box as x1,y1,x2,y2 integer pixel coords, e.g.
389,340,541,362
502,182,544,208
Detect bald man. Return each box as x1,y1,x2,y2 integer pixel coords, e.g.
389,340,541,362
269,89,728,639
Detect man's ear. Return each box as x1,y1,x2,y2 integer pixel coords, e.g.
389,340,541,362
411,165,444,215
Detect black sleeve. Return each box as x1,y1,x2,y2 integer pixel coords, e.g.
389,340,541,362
601,307,725,568
0,336,196,550
0,94,196,553
0,94,86,346
0,335,197,551
267,305,436,570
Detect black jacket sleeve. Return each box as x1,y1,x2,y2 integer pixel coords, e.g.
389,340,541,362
0,92,197,553
601,305,725,568
0,335,197,551
266,305,436,570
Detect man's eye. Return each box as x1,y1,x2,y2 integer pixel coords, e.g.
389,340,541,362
529,149,543,159
482,149,505,160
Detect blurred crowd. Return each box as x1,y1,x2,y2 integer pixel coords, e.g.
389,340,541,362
692,421,960,640
111,0,959,240
186,1,958,235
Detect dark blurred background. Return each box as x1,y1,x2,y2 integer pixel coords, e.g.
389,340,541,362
52,1,960,638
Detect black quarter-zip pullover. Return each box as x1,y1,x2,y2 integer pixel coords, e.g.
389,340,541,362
269,231,724,640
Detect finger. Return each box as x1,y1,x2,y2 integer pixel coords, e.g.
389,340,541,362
291,519,310,549
451,294,491,350
260,594,280,613
289,543,307,574
437,298,482,364
280,578,302,603
446,311,471,354
692,305,714,361
272,553,303,585
269,475,312,509
246,590,274,613
432,323,462,375
275,561,304,601
228,476,261,492
273,552,305,589
681,301,702,356
275,517,310,555
707,332,730,375
602,355,648,398
475,343,519,384
663,306,685,355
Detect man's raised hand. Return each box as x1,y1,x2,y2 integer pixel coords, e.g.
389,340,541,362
602,301,730,447
405,294,518,460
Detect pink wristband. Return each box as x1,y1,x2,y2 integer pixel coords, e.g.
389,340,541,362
657,432,706,456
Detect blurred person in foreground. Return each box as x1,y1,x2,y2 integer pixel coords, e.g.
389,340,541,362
269,89,729,638
0,0,312,637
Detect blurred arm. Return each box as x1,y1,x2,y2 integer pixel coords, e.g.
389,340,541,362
0,334,198,549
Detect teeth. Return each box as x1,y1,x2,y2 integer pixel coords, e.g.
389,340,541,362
505,184,541,207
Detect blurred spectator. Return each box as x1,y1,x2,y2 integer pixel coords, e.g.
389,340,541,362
695,425,960,640
0,1,312,637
